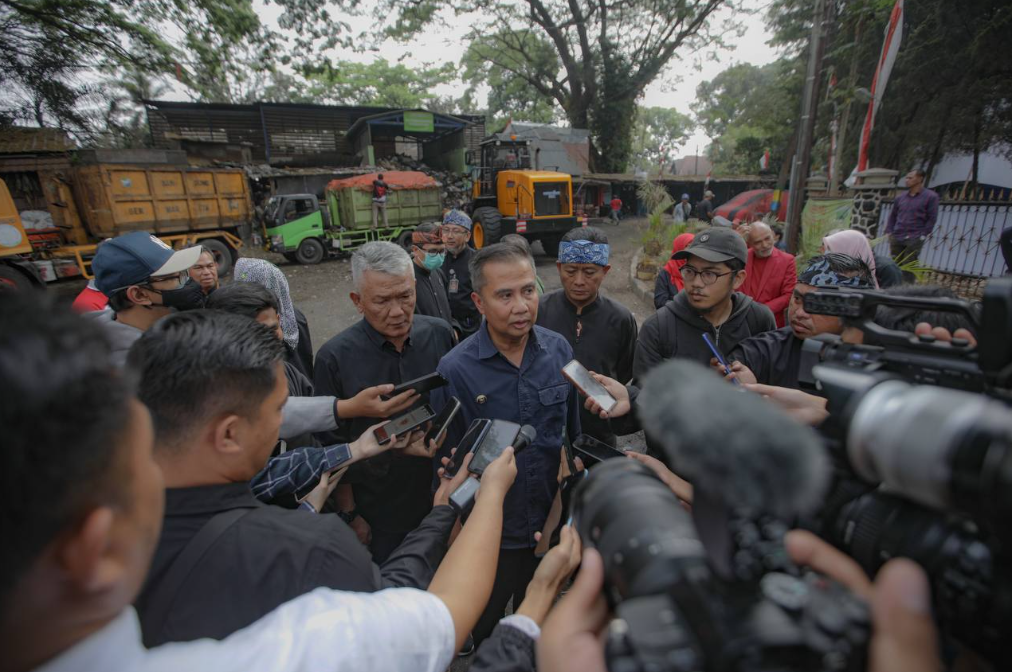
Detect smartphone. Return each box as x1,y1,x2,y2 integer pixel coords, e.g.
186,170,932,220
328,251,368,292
424,397,461,447
385,372,448,399
562,360,617,413
373,404,437,445
572,434,626,465
702,333,741,387
467,419,523,476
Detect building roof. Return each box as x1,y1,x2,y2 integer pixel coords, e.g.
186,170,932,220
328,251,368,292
0,127,76,154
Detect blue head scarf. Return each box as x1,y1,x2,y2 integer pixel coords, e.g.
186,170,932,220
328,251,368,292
558,239,610,265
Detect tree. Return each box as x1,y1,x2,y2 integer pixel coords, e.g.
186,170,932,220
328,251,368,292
629,106,694,173
461,33,560,125
386,0,739,172
96,66,171,148
302,58,457,109
694,60,802,175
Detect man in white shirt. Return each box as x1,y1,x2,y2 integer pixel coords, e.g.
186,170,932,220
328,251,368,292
0,292,516,672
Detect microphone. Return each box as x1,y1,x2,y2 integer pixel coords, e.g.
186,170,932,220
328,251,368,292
638,359,829,520
513,424,537,454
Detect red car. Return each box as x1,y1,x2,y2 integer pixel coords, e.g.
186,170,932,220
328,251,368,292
714,189,788,224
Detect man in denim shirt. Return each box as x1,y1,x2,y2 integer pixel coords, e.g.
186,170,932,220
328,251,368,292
431,243,580,647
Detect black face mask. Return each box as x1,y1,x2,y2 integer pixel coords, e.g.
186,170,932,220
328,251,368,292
151,279,207,311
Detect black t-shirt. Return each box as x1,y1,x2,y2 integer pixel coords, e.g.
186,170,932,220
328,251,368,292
728,326,805,389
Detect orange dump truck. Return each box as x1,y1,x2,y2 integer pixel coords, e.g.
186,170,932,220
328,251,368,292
0,164,252,290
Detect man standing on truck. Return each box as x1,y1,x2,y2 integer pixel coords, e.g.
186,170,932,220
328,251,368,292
86,232,204,367
371,173,390,229
440,210,481,339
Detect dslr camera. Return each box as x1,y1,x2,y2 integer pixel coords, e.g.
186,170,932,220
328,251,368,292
801,278,1012,664
570,458,870,672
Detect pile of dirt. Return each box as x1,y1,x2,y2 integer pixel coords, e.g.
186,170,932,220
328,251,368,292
377,154,472,210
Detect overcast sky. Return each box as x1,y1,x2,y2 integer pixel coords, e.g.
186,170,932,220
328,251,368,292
166,0,780,157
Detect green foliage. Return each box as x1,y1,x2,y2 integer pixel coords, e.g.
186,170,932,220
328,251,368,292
694,59,802,175
386,0,738,174
461,32,560,124
630,107,694,174
303,58,456,109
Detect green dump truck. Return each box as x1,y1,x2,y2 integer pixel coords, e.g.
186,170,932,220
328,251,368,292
263,171,442,264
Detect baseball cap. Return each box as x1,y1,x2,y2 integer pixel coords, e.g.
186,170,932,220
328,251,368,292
681,193,690,200
673,227,747,265
92,232,202,295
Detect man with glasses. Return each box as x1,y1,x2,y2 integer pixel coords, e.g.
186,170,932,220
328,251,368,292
634,227,775,381
441,210,481,339
87,232,205,367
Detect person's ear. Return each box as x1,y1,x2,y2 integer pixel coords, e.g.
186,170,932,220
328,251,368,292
471,290,486,317
601,264,612,277
732,270,747,290
57,506,125,594
126,285,155,307
555,261,563,276
350,291,364,314
212,414,245,457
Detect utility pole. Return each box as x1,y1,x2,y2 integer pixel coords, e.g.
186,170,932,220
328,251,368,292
785,0,833,254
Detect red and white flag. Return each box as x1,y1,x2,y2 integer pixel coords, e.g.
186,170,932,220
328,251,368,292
857,0,904,172
759,150,770,171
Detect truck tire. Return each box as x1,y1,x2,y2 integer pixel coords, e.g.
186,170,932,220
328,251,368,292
296,238,325,265
396,230,414,250
282,252,299,264
201,238,234,277
472,207,503,249
540,235,562,258
0,264,35,291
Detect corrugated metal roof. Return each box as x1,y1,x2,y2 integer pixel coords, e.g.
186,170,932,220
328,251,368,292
0,127,76,155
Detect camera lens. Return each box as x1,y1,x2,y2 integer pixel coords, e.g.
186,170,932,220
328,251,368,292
571,459,707,604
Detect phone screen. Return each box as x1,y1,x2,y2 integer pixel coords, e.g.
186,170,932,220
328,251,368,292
573,434,626,465
468,420,522,475
374,405,436,445
562,360,617,413
388,372,448,398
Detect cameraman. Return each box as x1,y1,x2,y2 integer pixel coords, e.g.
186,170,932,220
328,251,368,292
537,535,943,672
0,293,516,672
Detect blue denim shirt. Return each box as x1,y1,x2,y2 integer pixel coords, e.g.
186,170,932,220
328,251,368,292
431,323,581,549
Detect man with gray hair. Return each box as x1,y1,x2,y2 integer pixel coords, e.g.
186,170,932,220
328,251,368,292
314,241,455,561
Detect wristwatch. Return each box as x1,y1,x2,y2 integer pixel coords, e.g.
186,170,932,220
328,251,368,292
338,508,359,524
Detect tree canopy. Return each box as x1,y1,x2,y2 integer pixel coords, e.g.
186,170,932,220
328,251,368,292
630,106,694,174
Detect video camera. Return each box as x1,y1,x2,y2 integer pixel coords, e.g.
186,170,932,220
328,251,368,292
569,458,870,672
797,277,1012,396
796,278,1012,664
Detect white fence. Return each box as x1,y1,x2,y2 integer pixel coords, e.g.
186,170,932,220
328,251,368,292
874,201,1010,277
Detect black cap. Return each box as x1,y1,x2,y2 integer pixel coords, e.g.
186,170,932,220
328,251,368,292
673,227,747,265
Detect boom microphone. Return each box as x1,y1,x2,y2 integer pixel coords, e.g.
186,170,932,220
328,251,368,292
638,359,829,520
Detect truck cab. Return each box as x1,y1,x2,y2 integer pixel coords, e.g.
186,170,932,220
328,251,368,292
263,194,332,264
467,137,577,255
0,178,44,290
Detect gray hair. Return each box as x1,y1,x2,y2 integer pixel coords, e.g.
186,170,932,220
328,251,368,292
469,243,534,295
352,241,414,290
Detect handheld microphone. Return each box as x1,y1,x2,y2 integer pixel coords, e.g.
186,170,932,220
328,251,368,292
639,360,830,579
512,424,537,454
449,424,537,514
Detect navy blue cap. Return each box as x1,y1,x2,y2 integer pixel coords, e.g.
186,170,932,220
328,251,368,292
92,232,201,295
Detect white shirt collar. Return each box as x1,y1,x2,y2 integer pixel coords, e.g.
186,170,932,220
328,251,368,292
35,609,146,672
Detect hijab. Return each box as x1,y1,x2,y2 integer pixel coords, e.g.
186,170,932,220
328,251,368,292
663,233,696,292
233,258,300,350
822,229,880,288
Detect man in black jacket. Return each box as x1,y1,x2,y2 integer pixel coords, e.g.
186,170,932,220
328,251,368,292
634,227,775,383
410,221,459,335
132,311,459,647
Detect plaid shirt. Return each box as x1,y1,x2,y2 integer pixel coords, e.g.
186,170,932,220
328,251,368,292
250,443,353,510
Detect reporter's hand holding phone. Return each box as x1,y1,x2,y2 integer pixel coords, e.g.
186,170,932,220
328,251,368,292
582,372,631,419
348,421,412,461
336,384,418,419
476,446,518,501
433,449,473,508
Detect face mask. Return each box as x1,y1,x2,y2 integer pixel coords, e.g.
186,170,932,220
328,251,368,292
155,278,207,311
423,251,445,271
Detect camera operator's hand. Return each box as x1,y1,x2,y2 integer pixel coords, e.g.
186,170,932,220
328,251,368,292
516,525,582,625
914,322,978,348
537,548,610,672
785,531,941,672
336,384,418,420
583,372,631,419
710,358,757,385
477,447,517,501
744,383,829,426
624,450,693,505
433,449,474,508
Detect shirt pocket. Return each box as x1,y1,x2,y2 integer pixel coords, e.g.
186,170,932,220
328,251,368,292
538,383,569,407
537,382,570,442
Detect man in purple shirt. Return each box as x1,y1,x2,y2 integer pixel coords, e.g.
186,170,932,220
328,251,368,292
884,169,939,276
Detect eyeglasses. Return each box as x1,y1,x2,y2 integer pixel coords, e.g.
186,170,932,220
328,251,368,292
146,271,188,290
679,265,734,286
